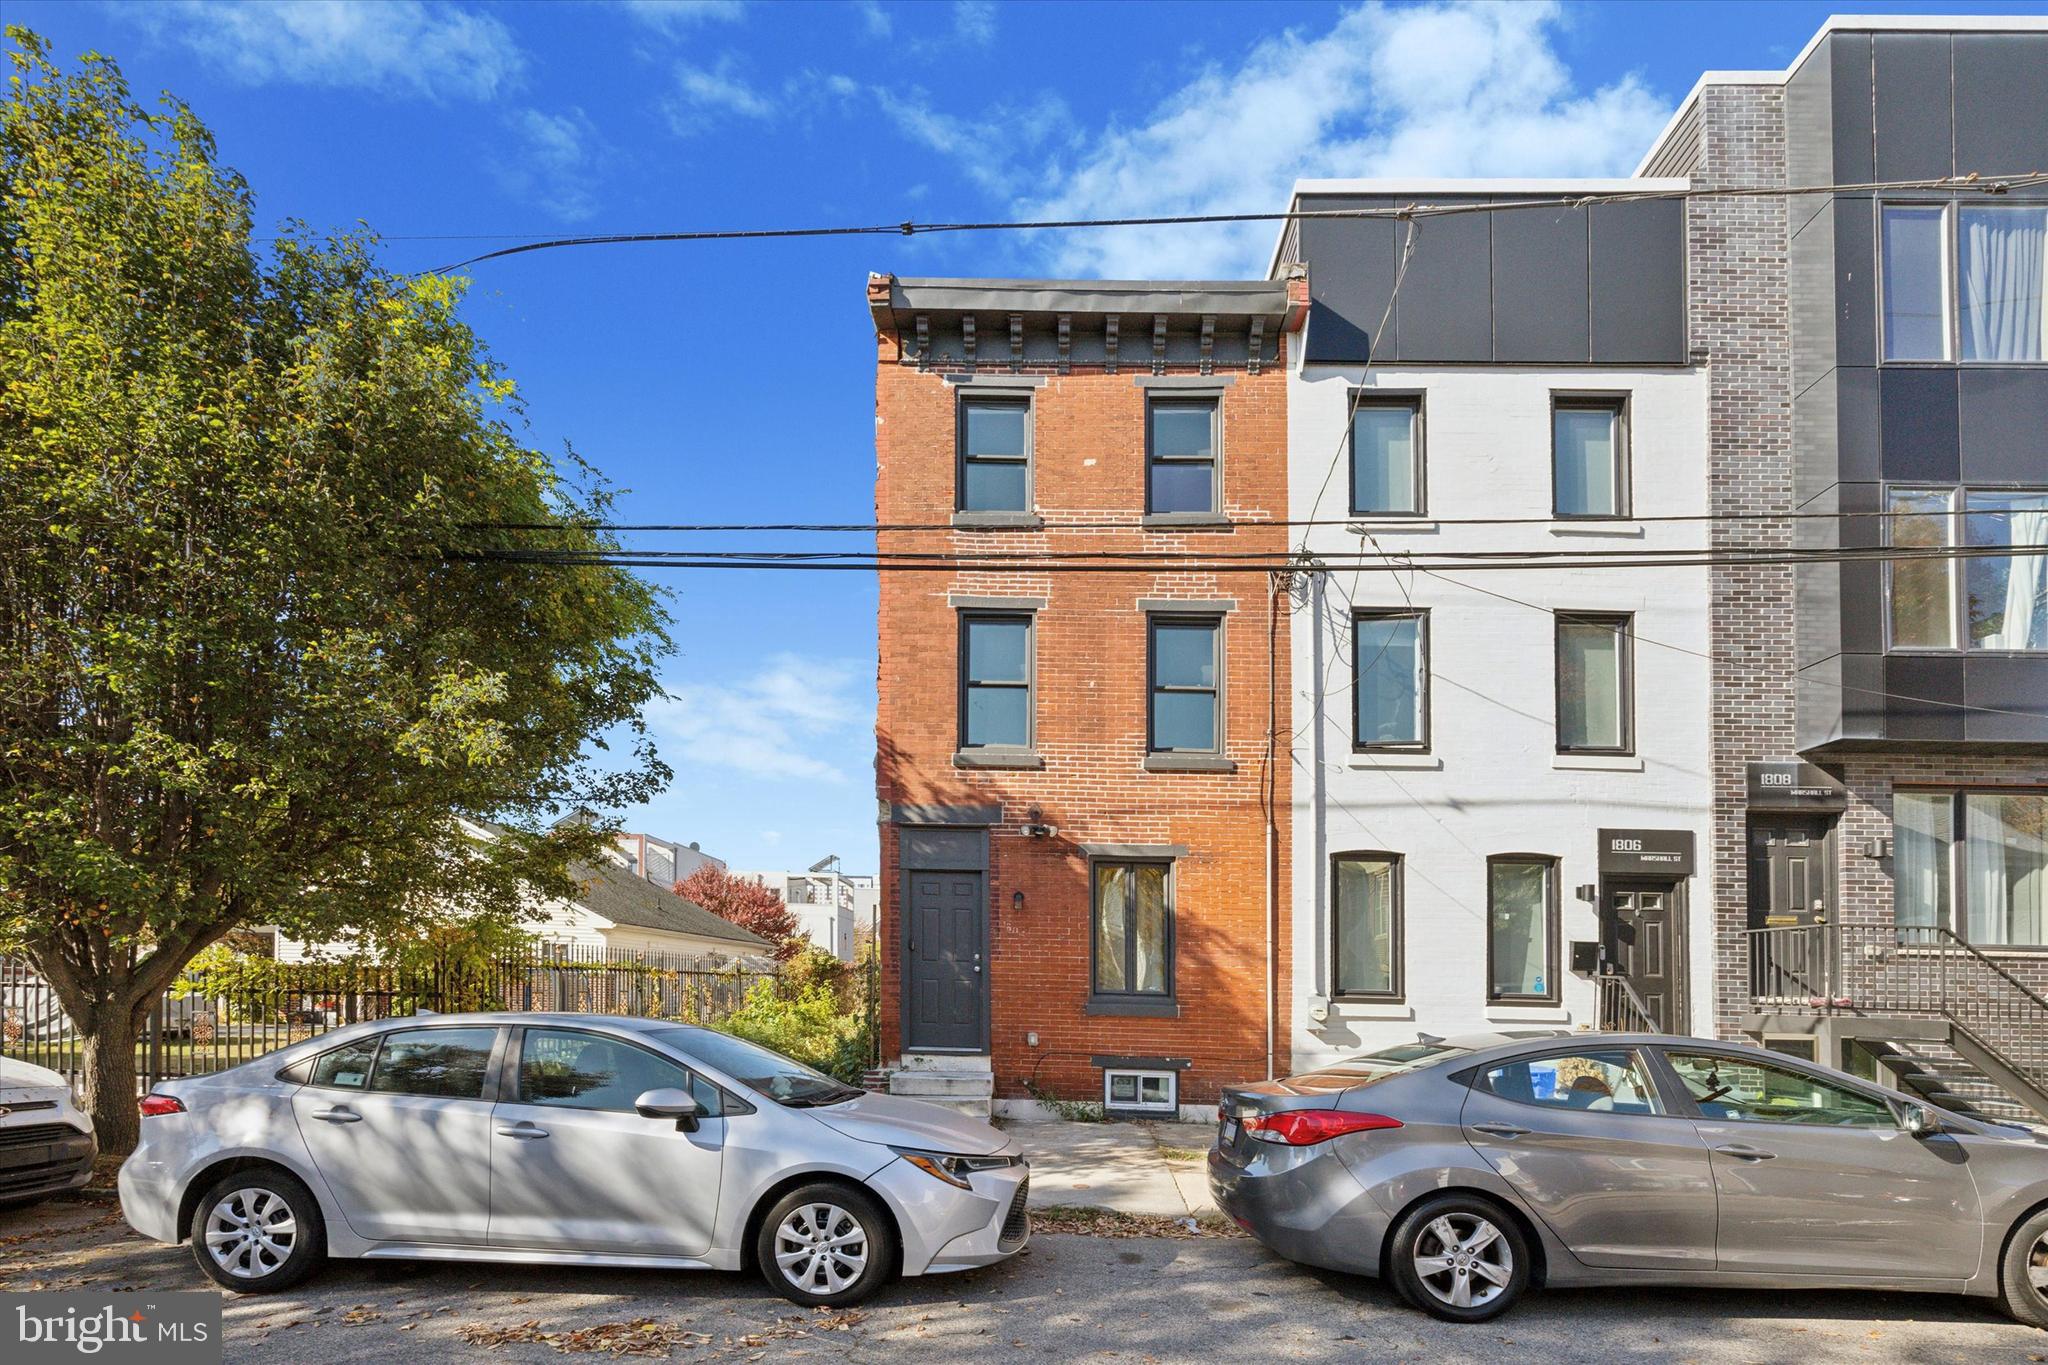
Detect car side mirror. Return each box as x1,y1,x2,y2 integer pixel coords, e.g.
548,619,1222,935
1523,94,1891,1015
1901,1102,1942,1138
635,1087,702,1132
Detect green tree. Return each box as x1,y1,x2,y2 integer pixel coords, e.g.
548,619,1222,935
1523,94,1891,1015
0,30,670,1150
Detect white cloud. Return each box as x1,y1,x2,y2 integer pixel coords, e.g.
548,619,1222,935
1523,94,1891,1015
663,58,778,134
644,655,868,785
854,1,892,39
952,0,996,47
916,1,1672,278
495,108,609,222
118,0,525,102
872,88,1070,198
617,0,746,35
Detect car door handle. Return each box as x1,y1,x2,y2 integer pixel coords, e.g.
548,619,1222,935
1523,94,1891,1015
1713,1144,1776,1160
495,1123,549,1139
310,1106,361,1124
1470,1122,1530,1139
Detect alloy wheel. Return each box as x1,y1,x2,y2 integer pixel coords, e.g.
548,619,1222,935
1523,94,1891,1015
1411,1211,1513,1310
2029,1231,2048,1307
204,1187,299,1280
772,1202,869,1296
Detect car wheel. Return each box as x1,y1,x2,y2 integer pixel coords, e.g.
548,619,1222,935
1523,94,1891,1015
755,1182,895,1308
1386,1193,1529,1323
189,1169,326,1293
2000,1207,2048,1331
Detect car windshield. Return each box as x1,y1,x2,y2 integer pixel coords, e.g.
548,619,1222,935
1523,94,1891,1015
651,1028,862,1108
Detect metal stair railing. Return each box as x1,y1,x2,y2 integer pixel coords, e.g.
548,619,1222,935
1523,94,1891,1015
1746,922,2048,1123
1594,971,1658,1034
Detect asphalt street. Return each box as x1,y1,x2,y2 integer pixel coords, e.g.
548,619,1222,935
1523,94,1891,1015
4,1198,2042,1363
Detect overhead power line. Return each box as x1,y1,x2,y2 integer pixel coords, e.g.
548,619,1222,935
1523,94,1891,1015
421,172,2048,273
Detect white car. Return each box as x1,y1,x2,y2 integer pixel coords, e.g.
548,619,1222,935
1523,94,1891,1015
0,1056,97,1207
119,1012,1028,1305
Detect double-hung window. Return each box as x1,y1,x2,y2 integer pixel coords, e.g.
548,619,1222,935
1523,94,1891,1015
1148,615,1222,754
1488,856,1558,1003
1556,613,1633,754
958,395,1032,513
1887,486,2048,653
1895,790,2048,948
1552,397,1629,519
1350,396,1423,516
1353,610,1427,750
1882,202,2048,363
1332,852,1402,1000
959,613,1033,750
1092,860,1172,1002
1146,397,1219,515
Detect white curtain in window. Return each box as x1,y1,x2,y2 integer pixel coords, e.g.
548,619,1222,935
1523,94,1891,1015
1988,503,2048,651
1965,794,2048,947
1960,207,2048,362
1893,792,1952,930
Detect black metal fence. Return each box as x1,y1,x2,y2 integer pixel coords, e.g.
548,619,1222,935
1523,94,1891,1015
1,946,776,1095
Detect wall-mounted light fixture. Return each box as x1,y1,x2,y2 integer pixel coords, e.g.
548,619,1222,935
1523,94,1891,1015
1575,883,1598,904
1012,890,1025,911
1862,838,1892,860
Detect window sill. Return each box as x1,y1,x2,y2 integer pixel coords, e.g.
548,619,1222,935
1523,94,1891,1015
1348,518,1437,535
1144,753,1236,773
1548,521,1644,538
1348,752,1441,771
952,511,1044,530
1485,1004,1568,1022
1141,512,1231,530
953,748,1044,771
1553,753,1644,772
1320,1000,1414,1021
1085,998,1181,1018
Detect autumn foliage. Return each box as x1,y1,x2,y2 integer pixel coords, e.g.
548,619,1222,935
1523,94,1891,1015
675,865,805,961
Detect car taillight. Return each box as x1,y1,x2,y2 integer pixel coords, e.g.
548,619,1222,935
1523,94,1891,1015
139,1094,185,1117
1243,1109,1401,1145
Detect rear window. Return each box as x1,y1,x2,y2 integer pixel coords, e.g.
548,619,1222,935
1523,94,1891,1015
1305,1042,1472,1088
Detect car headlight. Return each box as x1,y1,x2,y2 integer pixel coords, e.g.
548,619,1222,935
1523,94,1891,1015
889,1146,1021,1189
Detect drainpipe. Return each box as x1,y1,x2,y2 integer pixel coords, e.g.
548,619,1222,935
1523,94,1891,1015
1266,569,1282,1080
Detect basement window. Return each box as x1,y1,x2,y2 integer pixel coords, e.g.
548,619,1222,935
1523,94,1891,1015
1103,1069,1177,1116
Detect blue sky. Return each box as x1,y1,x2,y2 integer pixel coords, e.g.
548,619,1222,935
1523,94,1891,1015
11,0,2031,875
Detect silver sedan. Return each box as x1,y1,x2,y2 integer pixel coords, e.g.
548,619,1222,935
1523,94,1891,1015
1211,1031,2048,1328
119,1013,1028,1305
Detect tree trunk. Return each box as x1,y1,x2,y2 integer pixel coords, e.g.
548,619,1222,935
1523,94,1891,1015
79,998,143,1157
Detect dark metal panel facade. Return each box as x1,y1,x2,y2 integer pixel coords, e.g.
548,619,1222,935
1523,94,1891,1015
1298,197,1398,365
1877,368,1960,482
1588,200,1686,364
1390,207,1493,363
1953,34,2048,178
1490,204,1590,363
1872,34,1954,181
1958,370,2048,483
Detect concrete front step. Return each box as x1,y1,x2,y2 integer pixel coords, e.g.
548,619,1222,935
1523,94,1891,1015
898,1052,995,1074
888,1071,996,1099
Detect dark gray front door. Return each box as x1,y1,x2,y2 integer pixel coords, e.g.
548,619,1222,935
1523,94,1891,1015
904,870,985,1052
1750,818,1833,929
1604,882,1679,1032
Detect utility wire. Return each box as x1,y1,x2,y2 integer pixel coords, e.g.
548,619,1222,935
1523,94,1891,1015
421,172,2048,273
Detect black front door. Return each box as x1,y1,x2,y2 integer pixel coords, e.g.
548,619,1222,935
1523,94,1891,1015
1603,882,1679,1032
1750,818,1833,929
903,870,986,1051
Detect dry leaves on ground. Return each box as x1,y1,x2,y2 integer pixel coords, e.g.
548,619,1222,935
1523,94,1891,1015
458,1310,866,1357
1030,1206,1244,1239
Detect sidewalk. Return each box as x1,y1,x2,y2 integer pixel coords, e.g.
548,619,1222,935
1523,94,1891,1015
1004,1117,1218,1218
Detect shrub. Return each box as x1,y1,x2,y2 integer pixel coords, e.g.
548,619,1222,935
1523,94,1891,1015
714,978,871,1084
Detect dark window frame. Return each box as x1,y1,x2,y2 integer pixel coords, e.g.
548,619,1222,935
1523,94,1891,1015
1486,854,1561,1005
957,610,1035,752
1088,857,1177,1007
1554,611,1635,756
360,1025,506,1101
1550,393,1632,520
1882,482,2048,656
955,392,1035,514
1473,1047,1666,1115
504,1025,738,1115
1147,613,1224,755
1891,785,2048,953
1347,392,1426,518
1144,394,1222,516
1352,608,1430,752
1330,850,1405,1003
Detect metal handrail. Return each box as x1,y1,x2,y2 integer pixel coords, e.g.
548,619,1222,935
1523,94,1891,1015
1917,924,2048,1016
1594,971,1657,1033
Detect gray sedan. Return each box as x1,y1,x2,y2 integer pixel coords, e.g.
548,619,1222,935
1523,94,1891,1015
119,1013,1027,1305
1211,1031,2048,1328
